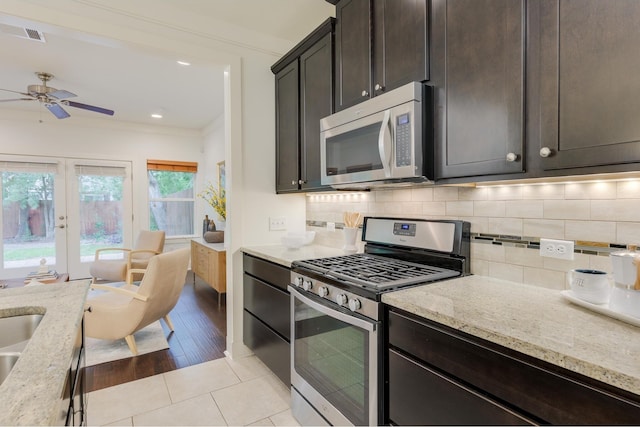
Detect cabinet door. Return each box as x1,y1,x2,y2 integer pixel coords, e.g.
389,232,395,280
433,0,525,179
335,0,372,112
300,32,333,191
275,60,300,193
372,0,428,96
388,349,532,425
532,0,640,171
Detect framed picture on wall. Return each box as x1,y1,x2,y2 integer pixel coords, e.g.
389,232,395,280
217,160,225,189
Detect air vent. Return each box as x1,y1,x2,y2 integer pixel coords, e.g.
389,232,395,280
0,23,46,42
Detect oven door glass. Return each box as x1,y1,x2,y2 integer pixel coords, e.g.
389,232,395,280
291,288,378,426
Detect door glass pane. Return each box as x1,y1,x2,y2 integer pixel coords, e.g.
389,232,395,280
294,297,369,425
2,169,56,269
76,168,124,262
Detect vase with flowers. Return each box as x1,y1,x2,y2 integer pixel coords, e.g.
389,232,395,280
198,182,226,242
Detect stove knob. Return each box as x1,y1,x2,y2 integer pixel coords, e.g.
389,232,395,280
294,276,303,287
348,298,362,312
335,294,348,306
317,286,329,298
302,280,313,292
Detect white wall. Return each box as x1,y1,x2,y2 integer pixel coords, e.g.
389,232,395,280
0,109,204,239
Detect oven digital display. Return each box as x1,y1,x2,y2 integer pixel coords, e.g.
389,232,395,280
397,113,410,125
393,222,416,236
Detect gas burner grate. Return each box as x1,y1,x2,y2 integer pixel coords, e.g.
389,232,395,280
295,253,459,290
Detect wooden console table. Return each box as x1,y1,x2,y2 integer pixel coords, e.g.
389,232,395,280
191,239,226,306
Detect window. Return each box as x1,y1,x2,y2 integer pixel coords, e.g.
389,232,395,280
147,160,197,237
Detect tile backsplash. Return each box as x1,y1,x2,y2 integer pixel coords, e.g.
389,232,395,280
306,181,640,290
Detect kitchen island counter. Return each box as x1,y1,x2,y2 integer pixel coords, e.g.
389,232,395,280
242,243,350,268
0,280,90,426
382,275,640,397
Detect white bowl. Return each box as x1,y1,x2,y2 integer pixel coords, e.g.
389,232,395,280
281,231,316,249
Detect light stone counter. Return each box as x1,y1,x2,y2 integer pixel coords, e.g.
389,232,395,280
191,237,225,252
0,280,90,426
242,244,352,268
382,275,640,396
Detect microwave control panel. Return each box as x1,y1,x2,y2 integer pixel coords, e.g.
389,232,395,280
395,113,412,167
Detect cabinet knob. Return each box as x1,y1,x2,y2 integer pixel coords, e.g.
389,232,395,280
539,147,553,158
298,179,306,185
291,180,297,185
361,90,369,97
506,152,518,162
374,83,384,92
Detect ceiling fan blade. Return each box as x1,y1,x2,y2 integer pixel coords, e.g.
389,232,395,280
45,103,70,119
63,100,114,116
0,88,33,97
48,89,76,100
0,98,35,102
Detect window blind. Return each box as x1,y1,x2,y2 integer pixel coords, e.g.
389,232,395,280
147,159,198,173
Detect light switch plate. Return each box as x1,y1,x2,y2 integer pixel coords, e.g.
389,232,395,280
326,222,335,231
269,217,286,231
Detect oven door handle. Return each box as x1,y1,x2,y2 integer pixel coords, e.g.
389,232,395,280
289,286,376,332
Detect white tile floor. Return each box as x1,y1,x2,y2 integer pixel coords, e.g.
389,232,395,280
87,355,299,426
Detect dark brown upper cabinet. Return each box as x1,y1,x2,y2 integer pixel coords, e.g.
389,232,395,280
433,0,526,180
528,0,640,173
272,19,334,193
334,0,429,112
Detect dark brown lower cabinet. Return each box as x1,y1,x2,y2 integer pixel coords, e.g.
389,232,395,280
243,254,291,385
387,307,640,425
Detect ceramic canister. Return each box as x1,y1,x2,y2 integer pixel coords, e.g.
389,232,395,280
568,268,610,304
610,250,640,318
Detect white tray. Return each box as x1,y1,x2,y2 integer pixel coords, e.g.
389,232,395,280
560,290,640,328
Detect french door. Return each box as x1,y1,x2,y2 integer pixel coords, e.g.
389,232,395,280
1,156,132,280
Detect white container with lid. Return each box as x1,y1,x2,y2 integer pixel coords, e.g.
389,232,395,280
609,247,640,318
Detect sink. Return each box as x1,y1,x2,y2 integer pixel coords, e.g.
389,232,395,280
0,353,20,386
0,314,44,385
0,314,44,349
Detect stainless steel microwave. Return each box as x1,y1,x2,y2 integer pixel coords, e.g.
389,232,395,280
320,82,433,189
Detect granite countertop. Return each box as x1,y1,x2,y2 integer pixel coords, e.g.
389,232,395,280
382,275,640,396
242,244,351,267
0,280,90,426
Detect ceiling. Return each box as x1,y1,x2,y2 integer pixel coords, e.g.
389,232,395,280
0,0,335,130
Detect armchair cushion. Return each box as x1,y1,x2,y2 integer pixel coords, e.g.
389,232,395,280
89,230,165,283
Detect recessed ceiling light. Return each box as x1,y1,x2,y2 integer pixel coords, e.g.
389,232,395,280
177,60,191,66
151,113,163,119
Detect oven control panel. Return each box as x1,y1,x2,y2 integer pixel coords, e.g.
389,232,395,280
393,222,417,236
291,273,380,321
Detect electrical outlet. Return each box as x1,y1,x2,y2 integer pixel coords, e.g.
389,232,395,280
540,238,575,260
269,217,287,231
326,221,336,231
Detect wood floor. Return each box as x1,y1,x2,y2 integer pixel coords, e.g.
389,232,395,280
84,272,227,392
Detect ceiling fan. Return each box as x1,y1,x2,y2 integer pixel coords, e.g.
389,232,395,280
0,72,114,119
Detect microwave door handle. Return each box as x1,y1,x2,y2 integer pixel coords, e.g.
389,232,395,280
378,109,392,178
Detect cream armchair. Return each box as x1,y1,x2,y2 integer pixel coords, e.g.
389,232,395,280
89,230,165,284
84,247,190,355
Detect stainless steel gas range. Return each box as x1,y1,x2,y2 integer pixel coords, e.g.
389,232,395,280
289,217,470,426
